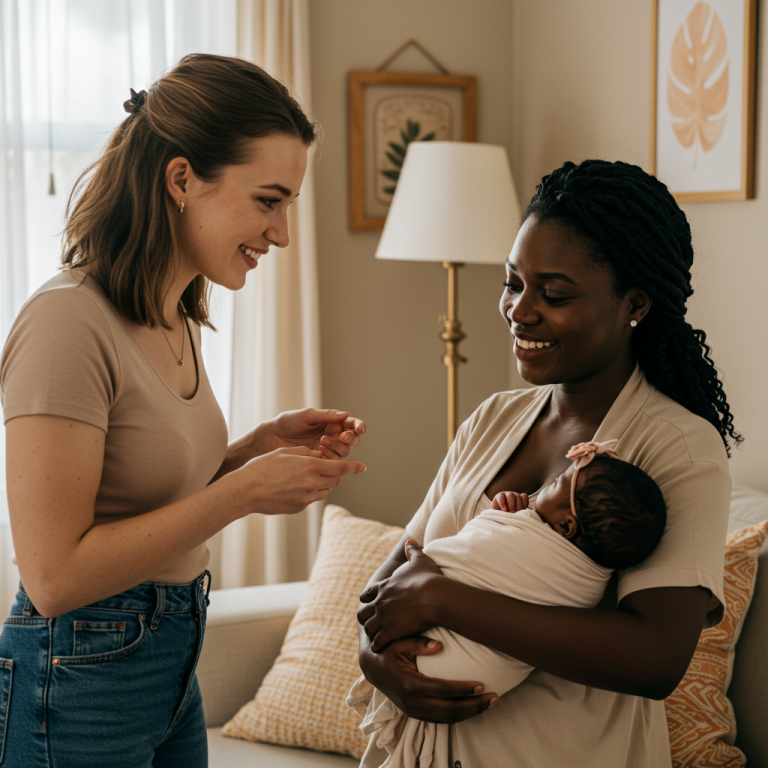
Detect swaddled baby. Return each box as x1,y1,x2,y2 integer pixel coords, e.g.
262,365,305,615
348,441,667,768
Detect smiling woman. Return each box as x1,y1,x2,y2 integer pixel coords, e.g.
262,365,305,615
356,159,740,768
0,54,367,768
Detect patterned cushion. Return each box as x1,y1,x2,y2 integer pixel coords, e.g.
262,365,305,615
222,505,404,758
665,520,768,767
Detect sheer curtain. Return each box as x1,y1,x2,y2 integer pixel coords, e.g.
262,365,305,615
212,0,323,588
0,0,320,609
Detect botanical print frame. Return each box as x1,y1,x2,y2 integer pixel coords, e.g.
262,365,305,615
348,71,477,230
650,0,757,201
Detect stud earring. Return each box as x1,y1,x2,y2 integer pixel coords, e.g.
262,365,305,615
178,200,185,213
630,320,638,328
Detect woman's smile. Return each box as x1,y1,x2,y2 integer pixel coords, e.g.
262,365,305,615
239,244,268,268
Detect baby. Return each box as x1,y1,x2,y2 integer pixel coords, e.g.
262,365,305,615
348,440,666,768
491,439,667,570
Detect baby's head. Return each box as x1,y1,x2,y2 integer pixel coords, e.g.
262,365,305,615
535,445,666,570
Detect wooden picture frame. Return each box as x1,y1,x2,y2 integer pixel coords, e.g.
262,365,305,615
348,70,477,231
650,0,757,201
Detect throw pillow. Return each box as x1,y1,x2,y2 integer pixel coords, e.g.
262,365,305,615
222,505,405,758
665,520,768,768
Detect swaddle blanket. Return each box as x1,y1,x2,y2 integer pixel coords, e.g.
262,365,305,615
347,507,612,768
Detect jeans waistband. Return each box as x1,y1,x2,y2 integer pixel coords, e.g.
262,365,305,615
19,571,211,624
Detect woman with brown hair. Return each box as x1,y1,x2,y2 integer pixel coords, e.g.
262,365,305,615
0,54,365,767
357,160,738,768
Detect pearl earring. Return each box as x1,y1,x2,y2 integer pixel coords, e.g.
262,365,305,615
178,200,185,213
630,320,638,328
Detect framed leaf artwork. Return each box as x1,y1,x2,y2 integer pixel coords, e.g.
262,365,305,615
650,0,757,201
348,71,477,230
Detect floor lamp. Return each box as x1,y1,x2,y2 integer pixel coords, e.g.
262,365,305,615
376,142,521,450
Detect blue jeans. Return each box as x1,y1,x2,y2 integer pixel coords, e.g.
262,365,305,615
0,571,211,767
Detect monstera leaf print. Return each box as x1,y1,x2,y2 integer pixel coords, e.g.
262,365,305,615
667,2,729,168
381,119,436,195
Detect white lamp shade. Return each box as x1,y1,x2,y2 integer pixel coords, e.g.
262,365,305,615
375,142,521,265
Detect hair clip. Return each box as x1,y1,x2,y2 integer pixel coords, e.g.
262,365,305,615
123,88,148,115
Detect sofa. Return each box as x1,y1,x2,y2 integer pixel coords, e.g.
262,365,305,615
199,484,768,767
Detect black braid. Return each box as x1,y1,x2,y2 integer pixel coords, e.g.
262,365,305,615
524,160,742,455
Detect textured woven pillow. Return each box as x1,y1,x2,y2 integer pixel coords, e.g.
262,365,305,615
222,505,405,758
665,520,768,768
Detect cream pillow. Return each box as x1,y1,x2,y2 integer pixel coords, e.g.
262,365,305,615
222,505,405,758
665,520,768,768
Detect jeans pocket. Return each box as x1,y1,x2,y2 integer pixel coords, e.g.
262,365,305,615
56,616,148,665
0,659,13,766
72,621,126,657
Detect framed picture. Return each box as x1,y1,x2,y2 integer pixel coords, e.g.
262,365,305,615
650,0,757,201
348,70,477,230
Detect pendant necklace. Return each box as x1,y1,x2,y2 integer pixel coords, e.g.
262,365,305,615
161,310,186,366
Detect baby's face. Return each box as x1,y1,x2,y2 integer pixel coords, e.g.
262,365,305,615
535,464,584,540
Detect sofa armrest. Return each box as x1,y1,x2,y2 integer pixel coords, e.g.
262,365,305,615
198,581,308,727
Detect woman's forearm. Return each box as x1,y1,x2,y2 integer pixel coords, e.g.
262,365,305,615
426,576,711,699
19,471,249,618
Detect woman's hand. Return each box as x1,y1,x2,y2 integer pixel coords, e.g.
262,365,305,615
358,540,444,652
232,446,366,516
267,408,366,459
358,635,498,724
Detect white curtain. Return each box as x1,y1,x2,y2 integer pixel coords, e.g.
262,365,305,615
211,0,322,588
0,0,333,610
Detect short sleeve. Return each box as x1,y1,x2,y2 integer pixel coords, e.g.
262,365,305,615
0,284,119,432
617,416,731,627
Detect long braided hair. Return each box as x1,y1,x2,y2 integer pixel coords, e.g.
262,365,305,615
524,159,741,455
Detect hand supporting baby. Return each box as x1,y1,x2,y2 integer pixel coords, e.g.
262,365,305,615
491,491,530,512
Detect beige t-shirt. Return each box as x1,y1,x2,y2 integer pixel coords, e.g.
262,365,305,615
382,366,729,768
1,270,228,532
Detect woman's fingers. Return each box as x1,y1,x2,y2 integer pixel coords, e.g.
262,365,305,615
319,435,350,459
241,448,365,516
411,691,499,724
376,637,499,723
342,416,366,435
317,457,367,476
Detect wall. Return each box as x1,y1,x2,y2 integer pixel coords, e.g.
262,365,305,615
309,0,519,527
510,0,768,492
310,0,768,528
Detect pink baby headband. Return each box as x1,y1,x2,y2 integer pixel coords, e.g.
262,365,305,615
565,440,620,526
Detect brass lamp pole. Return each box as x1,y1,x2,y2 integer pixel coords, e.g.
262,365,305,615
440,262,465,449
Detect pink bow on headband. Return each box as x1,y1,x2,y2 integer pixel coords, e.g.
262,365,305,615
566,440,620,525
566,440,620,469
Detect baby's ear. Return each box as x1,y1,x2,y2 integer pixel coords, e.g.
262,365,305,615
558,515,580,540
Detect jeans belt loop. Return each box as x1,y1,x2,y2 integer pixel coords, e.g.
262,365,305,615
150,583,166,630
194,570,211,616
203,569,212,608
22,593,34,617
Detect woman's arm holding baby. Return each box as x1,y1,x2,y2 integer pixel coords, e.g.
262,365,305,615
359,541,710,704
357,536,499,724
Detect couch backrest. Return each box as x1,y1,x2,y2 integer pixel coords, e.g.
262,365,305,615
725,484,768,764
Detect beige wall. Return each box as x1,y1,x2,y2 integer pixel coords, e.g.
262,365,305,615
509,0,768,493
309,0,519,527
310,0,768,527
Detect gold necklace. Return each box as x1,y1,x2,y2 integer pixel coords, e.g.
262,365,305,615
160,312,186,366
